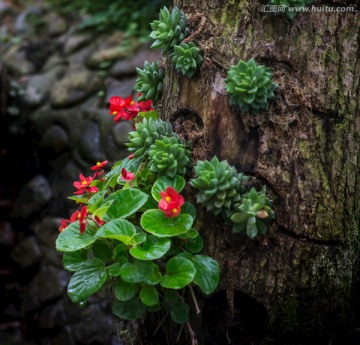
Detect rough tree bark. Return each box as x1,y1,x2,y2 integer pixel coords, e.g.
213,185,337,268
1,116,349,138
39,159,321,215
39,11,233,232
149,1,360,344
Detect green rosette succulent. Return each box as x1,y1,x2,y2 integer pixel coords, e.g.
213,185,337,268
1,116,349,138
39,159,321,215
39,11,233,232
134,61,165,104
149,6,188,55
148,136,191,178
225,58,278,114
270,0,315,19
171,42,203,78
190,157,250,216
126,118,173,158
231,188,274,239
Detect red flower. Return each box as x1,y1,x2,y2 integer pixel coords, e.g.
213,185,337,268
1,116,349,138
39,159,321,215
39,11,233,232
109,95,139,122
73,174,98,195
120,168,135,182
94,216,105,226
137,95,154,112
59,219,69,232
69,206,88,233
128,153,134,160
91,160,108,171
158,187,184,218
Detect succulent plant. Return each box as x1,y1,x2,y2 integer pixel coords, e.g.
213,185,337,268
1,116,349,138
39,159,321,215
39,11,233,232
230,188,274,239
225,58,278,114
171,42,203,78
148,136,191,178
190,157,250,217
134,61,165,104
270,0,314,19
149,6,188,55
126,118,173,158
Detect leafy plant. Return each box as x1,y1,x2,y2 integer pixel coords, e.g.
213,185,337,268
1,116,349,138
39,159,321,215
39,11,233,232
149,6,188,54
231,188,274,239
171,42,203,78
270,0,315,20
225,58,278,114
148,136,192,177
126,117,173,158
134,61,165,104
190,157,250,217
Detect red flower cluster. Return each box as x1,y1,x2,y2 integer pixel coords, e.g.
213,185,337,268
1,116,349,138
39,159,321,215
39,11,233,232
158,187,184,218
73,174,99,195
91,160,108,178
109,94,154,122
120,168,135,182
59,206,88,233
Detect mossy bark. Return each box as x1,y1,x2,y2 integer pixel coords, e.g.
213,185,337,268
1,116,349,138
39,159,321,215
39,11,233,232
158,1,360,343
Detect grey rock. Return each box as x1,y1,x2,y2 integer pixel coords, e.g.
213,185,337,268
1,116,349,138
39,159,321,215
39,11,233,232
105,77,136,100
64,32,97,55
50,68,103,108
42,54,66,72
2,44,35,75
67,44,94,66
112,121,133,147
78,121,102,162
40,124,68,152
14,6,42,34
14,175,52,217
43,12,67,36
24,65,66,107
110,47,161,78
11,236,42,268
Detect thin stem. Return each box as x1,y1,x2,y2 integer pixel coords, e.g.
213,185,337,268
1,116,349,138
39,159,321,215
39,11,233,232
186,322,198,345
153,313,168,336
189,285,201,315
176,325,184,343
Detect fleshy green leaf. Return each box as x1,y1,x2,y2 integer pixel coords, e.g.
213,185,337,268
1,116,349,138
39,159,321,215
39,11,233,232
151,175,186,201
87,190,108,213
160,257,196,289
170,301,189,324
105,188,149,220
96,219,136,245
56,222,96,252
91,240,113,262
141,210,193,237
192,255,220,295
63,250,88,272
114,279,138,301
120,260,161,284
130,236,171,260
140,285,159,306
184,235,203,253
112,297,145,320
67,258,107,303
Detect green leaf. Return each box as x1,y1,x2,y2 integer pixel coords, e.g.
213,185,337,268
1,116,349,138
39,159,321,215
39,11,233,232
151,175,186,201
178,228,199,239
108,260,127,277
112,297,145,320
96,219,137,245
87,190,108,213
120,260,161,284
192,255,220,295
92,240,113,262
140,285,159,306
92,205,110,220
68,194,89,204
184,235,203,253
160,257,196,289
130,236,171,260
181,201,196,218
170,301,189,324
105,188,149,220
63,250,88,272
141,210,193,238
67,258,107,303
56,222,96,252
114,279,138,301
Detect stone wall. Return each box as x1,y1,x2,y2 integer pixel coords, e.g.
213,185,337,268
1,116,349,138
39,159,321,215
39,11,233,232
0,1,160,343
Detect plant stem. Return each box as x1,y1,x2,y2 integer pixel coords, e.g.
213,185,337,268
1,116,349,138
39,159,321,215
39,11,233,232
186,322,198,345
189,285,201,315
153,313,168,336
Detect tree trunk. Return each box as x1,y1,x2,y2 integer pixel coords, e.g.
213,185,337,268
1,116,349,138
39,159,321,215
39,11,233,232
156,1,360,344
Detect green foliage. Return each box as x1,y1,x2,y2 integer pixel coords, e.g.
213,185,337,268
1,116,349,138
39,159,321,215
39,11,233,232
134,61,165,104
270,0,315,19
45,0,171,35
148,136,192,177
225,58,278,114
190,157,250,216
171,42,203,78
149,6,188,54
231,188,275,239
126,117,173,158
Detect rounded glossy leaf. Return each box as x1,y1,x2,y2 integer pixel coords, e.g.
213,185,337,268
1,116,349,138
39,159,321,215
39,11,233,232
56,222,96,252
92,241,112,261
67,258,107,303
105,188,149,220
178,228,199,239
140,285,159,306
112,297,145,320
87,190,108,213
160,257,196,289
170,301,190,324
192,255,220,295
184,235,203,253
108,259,127,277
181,201,196,218
115,279,138,301
151,175,186,201
120,260,161,284
141,210,193,238
96,219,136,245
130,236,171,260
63,250,88,272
